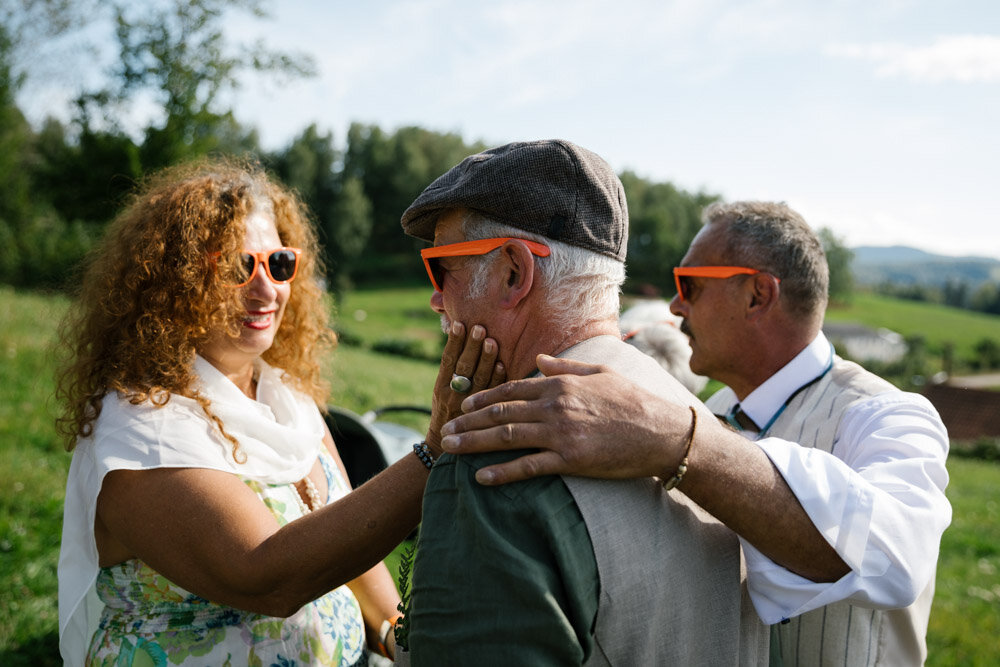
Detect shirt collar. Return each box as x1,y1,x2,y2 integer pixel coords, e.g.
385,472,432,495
738,331,832,429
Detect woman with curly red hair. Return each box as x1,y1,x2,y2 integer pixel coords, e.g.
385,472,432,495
55,158,502,666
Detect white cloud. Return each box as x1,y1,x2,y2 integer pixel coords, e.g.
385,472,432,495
828,35,1000,83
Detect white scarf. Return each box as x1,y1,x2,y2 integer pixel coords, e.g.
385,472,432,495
58,355,324,666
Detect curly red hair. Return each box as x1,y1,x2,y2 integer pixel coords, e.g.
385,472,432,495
55,158,333,457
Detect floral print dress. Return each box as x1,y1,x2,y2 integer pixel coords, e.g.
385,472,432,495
85,450,367,666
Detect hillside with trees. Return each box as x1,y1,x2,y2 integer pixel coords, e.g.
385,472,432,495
851,246,1000,315
0,0,869,301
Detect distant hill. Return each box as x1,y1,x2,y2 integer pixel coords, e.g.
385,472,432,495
851,246,1000,287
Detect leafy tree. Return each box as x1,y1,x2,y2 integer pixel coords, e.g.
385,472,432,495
0,0,99,83
0,9,104,287
32,118,142,225
972,338,1000,370
970,282,1000,315
76,0,313,169
0,0,102,226
621,171,715,296
819,227,854,306
271,124,339,213
0,21,33,230
268,124,372,295
346,124,486,281
942,279,969,309
327,176,373,292
877,282,932,303
0,218,20,284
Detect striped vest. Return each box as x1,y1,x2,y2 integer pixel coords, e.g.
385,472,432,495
711,357,934,666
562,336,769,666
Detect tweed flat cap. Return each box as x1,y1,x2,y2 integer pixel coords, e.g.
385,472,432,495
401,139,628,261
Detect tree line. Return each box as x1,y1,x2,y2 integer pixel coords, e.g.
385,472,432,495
872,281,1000,317
1,0,856,301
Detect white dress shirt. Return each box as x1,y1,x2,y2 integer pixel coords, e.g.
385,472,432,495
711,332,952,623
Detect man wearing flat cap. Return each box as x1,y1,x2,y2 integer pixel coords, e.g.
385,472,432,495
398,140,767,665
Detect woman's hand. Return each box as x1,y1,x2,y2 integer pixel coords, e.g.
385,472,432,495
425,321,505,456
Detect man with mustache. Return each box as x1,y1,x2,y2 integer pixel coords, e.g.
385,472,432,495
443,200,952,665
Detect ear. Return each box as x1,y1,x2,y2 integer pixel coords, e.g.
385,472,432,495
746,272,780,321
497,240,537,309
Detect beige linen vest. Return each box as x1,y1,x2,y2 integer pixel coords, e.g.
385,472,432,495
711,356,934,666
559,336,769,666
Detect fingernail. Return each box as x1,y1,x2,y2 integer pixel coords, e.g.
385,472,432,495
440,434,457,449
471,325,484,340
484,339,495,354
452,321,464,335
475,469,495,484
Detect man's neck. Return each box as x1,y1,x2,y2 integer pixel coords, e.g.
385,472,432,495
507,318,620,380
728,328,820,401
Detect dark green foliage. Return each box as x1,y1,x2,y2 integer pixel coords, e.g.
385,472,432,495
950,438,1000,462
972,337,1000,370
266,124,373,296
0,215,98,289
0,0,312,290
347,123,488,276
32,120,142,225
970,282,1000,316
0,23,33,232
371,337,438,362
332,327,364,347
0,0,770,295
620,170,716,297
393,538,418,651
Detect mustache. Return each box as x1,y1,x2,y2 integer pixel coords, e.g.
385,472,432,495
679,320,693,339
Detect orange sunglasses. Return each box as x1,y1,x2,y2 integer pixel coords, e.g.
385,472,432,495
673,265,780,302
420,238,551,292
213,247,302,287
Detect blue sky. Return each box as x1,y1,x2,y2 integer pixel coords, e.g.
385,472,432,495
19,0,1000,259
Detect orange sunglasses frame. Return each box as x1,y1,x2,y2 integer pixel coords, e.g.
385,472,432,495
420,237,551,292
672,265,780,302
213,247,302,287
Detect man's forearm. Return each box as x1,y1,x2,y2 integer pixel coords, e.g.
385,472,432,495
679,422,850,583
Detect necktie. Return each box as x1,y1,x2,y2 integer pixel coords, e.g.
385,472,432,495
729,405,759,433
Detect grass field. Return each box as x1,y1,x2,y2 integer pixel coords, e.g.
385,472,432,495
825,291,1000,363
1,285,998,664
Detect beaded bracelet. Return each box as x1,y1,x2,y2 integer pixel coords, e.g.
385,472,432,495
413,441,436,469
662,406,698,490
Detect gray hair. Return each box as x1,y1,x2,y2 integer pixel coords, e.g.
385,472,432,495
702,201,828,318
458,211,625,332
619,300,707,395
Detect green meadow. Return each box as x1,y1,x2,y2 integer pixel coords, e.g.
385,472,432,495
826,291,1000,363
1,286,998,665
